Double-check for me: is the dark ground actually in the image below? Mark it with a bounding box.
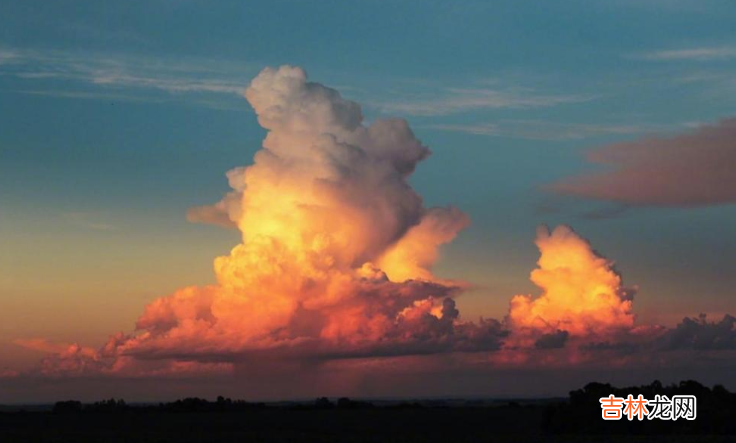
[1,407,732,443]
[1,381,734,443]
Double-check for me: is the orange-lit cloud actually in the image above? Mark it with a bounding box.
[506,225,635,348]
[16,65,490,375]
[123,66,479,361]
[13,67,734,382]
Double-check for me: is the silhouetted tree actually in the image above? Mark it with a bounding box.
[314,397,333,409]
[52,400,82,413]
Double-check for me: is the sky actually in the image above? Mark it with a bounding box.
[0,0,735,402]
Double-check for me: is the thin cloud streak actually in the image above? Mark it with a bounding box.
[2,47,594,117]
[373,88,592,117]
[430,120,677,141]
[0,46,256,105]
[635,46,736,61]
[7,89,169,103]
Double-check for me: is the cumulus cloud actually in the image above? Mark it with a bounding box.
[19,65,489,375]
[186,167,246,228]
[505,225,635,348]
[15,67,734,382]
[534,330,570,349]
[549,118,736,207]
[659,314,736,350]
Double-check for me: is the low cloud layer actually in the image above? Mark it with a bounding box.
[549,118,736,207]
[659,314,736,350]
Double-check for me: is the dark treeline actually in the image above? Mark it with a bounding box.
[33,380,736,439]
[48,380,734,419]
[1,381,733,442]
[52,395,378,413]
[53,396,263,413]
[544,380,736,435]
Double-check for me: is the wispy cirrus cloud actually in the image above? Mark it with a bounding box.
[0,46,256,107]
[2,47,593,116]
[372,88,591,117]
[634,45,736,61]
[11,89,170,104]
[669,69,736,100]
[430,120,678,141]
[90,71,244,95]
[0,49,18,64]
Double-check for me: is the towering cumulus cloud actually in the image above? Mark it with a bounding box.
[506,225,635,348]
[137,66,478,361]
[25,66,491,375]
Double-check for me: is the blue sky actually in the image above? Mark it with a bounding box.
[1,0,736,366]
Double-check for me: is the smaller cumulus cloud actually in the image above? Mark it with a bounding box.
[505,225,636,348]
[548,118,736,207]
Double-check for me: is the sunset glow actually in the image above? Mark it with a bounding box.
[1,2,734,406]
[3,66,730,390]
